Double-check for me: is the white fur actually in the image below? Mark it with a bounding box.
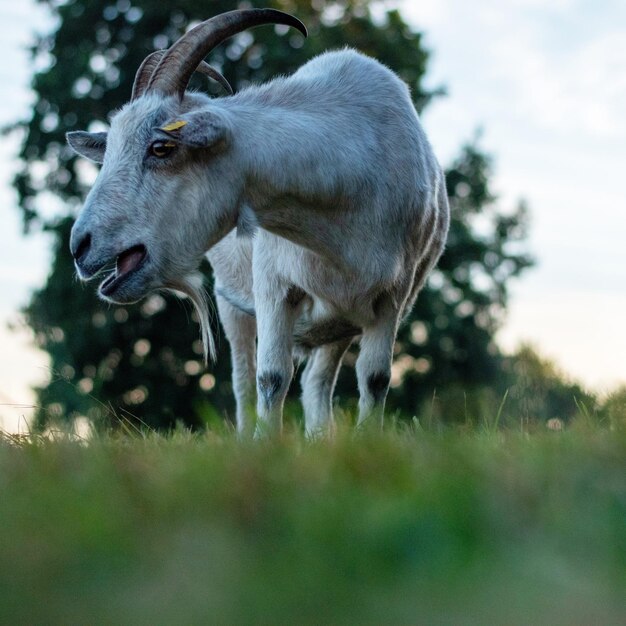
[68,48,450,436]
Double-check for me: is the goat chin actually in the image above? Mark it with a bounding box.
[165,273,216,365]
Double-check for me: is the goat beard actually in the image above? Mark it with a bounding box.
[164,272,216,365]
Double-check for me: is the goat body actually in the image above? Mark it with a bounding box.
[67,12,449,436]
[213,50,449,435]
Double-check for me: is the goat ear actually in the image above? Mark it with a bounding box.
[66,131,107,164]
[158,111,229,150]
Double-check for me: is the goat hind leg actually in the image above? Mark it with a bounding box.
[355,308,400,430]
[301,339,351,438]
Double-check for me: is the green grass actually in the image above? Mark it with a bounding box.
[0,421,624,626]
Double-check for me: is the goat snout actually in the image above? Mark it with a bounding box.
[70,230,104,280]
[71,232,92,263]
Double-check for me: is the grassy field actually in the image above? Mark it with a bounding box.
[0,419,624,626]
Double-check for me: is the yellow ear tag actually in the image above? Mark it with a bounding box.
[161,120,187,132]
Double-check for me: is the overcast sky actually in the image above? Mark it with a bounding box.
[1,0,625,432]
[401,0,626,392]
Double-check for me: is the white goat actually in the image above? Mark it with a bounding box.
[66,9,450,437]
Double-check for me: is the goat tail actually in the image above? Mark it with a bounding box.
[165,273,217,365]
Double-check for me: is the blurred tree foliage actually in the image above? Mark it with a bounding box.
[503,345,599,424]
[598,385,626,427]
[15,0,533,430]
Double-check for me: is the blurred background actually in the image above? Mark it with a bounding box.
[1,0,624,433]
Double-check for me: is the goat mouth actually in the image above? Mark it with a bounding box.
[99,244,147,298]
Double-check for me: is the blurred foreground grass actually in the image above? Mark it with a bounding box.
[0,420,624,626]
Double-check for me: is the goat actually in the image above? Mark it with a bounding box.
[66,9,450,437]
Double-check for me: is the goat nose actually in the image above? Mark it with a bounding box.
[71,232,92,262]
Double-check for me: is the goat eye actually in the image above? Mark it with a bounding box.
[149,140,176,158]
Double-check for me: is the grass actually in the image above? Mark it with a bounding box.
[0,419,624,626]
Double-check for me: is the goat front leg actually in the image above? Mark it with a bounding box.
[254,282,302,437]
[301,339,351,438]
[215,293,257,437]
[355,305,400,430]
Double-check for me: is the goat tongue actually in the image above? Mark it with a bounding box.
[116,246,145,277]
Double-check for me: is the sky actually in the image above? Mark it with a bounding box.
[398,0,626,387]
[1,0,625,432]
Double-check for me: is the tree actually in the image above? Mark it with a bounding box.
[598,385,626,428]
[15,0,531,430]
[502,345,598,425]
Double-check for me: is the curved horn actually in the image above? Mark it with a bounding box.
[146,9,307,99]
[132,50,166,100]
[195,60,234,95]
[132,50,233,100]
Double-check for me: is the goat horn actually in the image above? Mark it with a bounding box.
[146,9,307,99]
[132,51,165,100]
[195,60,234,95]
[132,50,233,100]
